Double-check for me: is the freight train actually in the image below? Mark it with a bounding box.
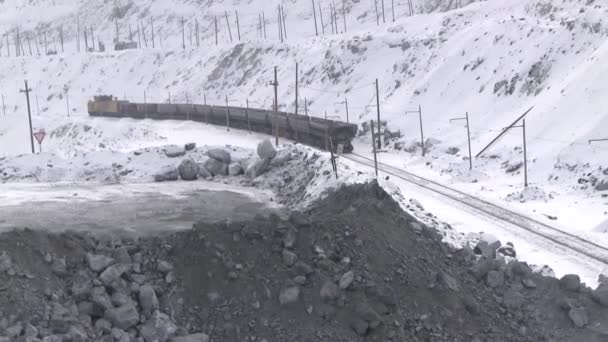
[87,95,358,153]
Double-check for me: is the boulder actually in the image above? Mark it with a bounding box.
[105,304,139,330]
[270,150,292,167]
[592,283,608,307]
[228,163,243,176]
[207,148,231,164]
[282,250,297,267]
[485,270,504,288]
[140,311,178,342]
[279,286,300,305]
[157,260,174,273]
[474,241,496,259]
[596,180,608,191]
[257,139,277,159]
[320,281,340,302]
[86,253,115,272]
[184,143,196,151]
[170,334,210,342]
[560,274,581,292]
[71,270,93,300]
[99,264,129,290]
[178,159,199,181]
[139,285,160,317]
[197,164,213,179]
[339,271,355,290]
[568,307,588,328]
[245,158,271,179]
[154,166,179,182]
[164,146,186,158]
[203,158,228,176]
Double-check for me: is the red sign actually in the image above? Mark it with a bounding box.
[33,129,46,144]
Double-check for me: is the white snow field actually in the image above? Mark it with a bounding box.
[1,0,608,284]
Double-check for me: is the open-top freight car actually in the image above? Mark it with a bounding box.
[88,96,358,153]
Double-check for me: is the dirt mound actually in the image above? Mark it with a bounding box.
[1,182,608,341]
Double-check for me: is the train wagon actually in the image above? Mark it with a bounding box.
[87,96,358,153]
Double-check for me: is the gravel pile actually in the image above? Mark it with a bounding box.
[1,182,608,341]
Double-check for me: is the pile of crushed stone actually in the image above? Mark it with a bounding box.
[1,182,608,341]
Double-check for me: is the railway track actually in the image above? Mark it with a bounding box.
[343,152,608,267]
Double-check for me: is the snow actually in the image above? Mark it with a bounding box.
[1,0,608,286]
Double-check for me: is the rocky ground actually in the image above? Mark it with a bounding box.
[1,181,608,341]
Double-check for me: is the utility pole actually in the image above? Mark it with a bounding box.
[262,11,267,39]
[19,81,35,154]
[235,10,241,41]
[273,66,279,146]
[281,5,288,40]
[90,26,95,52]
[151,17,155,48]
[392,0,395,22]
[375,78,381,149]
[77,17,81,53]
[381,0,386,23]
[225,95,230,131]
[523,119,528,187]
[60,25,64,52]
[115,19,119,44]
[214,16,218,45]
[404,106,424,155]
[319,3,325,35]
[450,112,472,170]
[342,0,347,33]
[196,18,200,46]
[370,120,379,177]
[1,94,5,116]
[295,62,299,115]
[304,97,308,116]
[182,17,186,49]
[312,0,319,36]
[344,97,350,123]
[66,89,70,117]
[224,12,233,43]
[246,99,251,133]
[36,95,40,116]
[374,0,379,25]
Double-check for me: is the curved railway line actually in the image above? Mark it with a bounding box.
[343,152,608,269]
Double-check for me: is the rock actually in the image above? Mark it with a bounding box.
[99,264,129,290]
[94,318,113,334]
[71,270,93,300]
[5,323,23,337]
[203,158,228,176]
[497,245,516,258]
[350,318,369,336]
[23,323,38,338]
[269,150,292,167]
[164,146,186,158]
[206,148,231,164]
[568,307,588,328]
[140,311,178,342]
[470,258,494,280]
[592,283,608,307]
[105,304,140,330]
[139,285,160,317]
[113,247,132,264]
[354,302,383,329]
[506,260,532,278]
[279,286,300,305]
[91,286,114,314]
[86,253,115,272]
[521,278,537,289]
[0,252,12,273]
[170,333,210,342]
[158,260,174,273]
[320,281,340,302]
[596,180,608,191]
[283,228,297,249]
[486,270,505,288]
[155,166,179,182]
[68,326,88,342]
[560,274,580,292]
[474,241,496,259]
[184,143,196,151]
[245,158,271,179]
[257,139,277,159]
[197,164,213,179]
[111,292,132,307]
[51,257,67,276]
[503,289,525,309]
[282,250,297,267]
[228,163,243,176]
[339,271,355,290]
[178,159,199,181]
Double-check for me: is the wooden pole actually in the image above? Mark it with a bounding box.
[214,16,218,45]
[19,81,35,154]
[304,97,308,116]
[345,97,349,123]
[319,3,325,35]
[77,17,81,52]
[466,112,472,170]
[281,5,288,40]
[371,120,379,177]
[246,99,251,133]
[44,31,48,55]
[1,94,5,116]
[273,66,279,146]
[196,18,200,46]
[66,90,70,117]
[137,26,141,48]
[151,17,155,48]
[342,0,347,32]
[277,6,283,42]
[418,104,425,156]
[295,62,299,115]
[115,19,119,44]
[381,0,386,23]
[83,28,88,52]
[333,0,339,33]
[312,0,319,36]
[36,95,40,116]
[391,0,395,22]
[90,26,95,52]
[225,95,230,131]
[129,24,133,41]
[374,0,379,25]
[375,78,381,149]
[182,17,185,49]
[26,35,32,56]
[262,12,267,39]
[33,33,40,55]
[235,11,241,41]
[523,119,528,187]
[60,25,64,52]
[329,3,335,34]
[224,12,233,43]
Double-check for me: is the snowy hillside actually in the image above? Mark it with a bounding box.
[0,1,607,226]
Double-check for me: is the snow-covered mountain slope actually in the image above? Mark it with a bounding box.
[0,0,606,189]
